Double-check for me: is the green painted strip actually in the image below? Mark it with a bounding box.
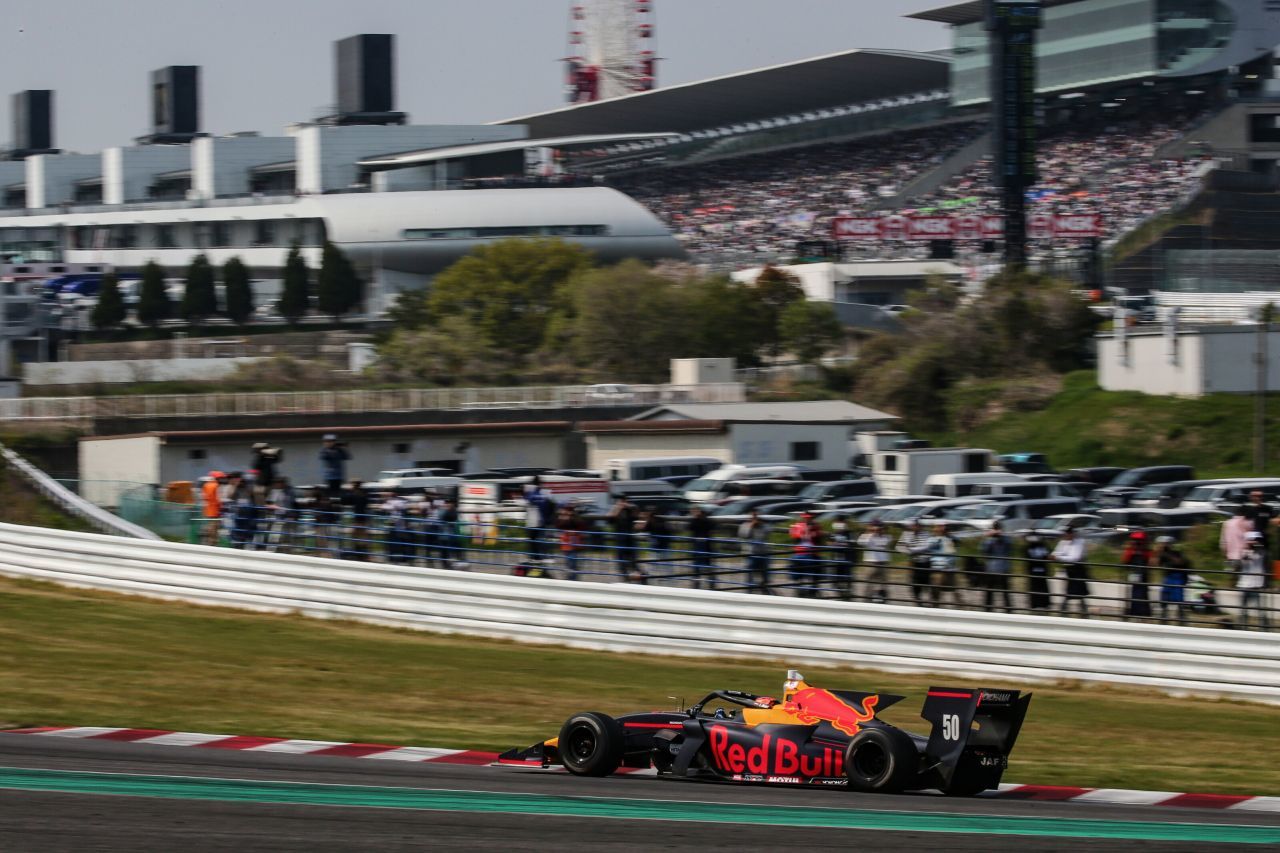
[0,767,1276,844]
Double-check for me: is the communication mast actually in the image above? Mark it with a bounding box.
[565,0,657,103]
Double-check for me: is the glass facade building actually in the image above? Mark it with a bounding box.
[950,0,1251,105]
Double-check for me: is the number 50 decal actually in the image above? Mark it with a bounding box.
[942,714,961,741]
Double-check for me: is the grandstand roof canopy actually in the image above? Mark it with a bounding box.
[493,49,950,138]
[357,133,679,169]
[907,0,1079,25]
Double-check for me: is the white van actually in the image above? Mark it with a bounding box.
[682,465,804,503]
[364,469,462,495]
[970,481,1084,500]
[605,457,723,482]
[458,476,612,523]
[923,472,1028,499]
[960,498,1083,532]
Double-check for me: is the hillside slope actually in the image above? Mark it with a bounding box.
[929,371,1280,477]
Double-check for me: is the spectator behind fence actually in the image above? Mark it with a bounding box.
[1220,507,1250,571]
[980,522,1013,614]
[1243,489,1278,557]
[856,520,892,604]
[251,442,283,487]
[1238,531,1271,630]
[688,506,715,590]
[788,511,825,598]
[897,520,933,606]
[1122,530,1153,621]
[228,479,258,550]
[200,471,225,546]
[608,496,640,580]
[738,509,772,594]
[557,505,586,581]
[264,476,297,553]
[828,515,859,600]
[319,434,350,496]
[1024,533,1052,612]
[924,522,959,608]
[1052,528,1090,616]
[524,479,555,561]
[342,481,371,561]
[1155,535,1190,626]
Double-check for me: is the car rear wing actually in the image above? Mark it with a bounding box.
[919,686,1031,781]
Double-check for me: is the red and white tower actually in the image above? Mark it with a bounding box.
[565,0,658,103]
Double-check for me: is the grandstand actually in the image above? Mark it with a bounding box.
[489,1,1280,274]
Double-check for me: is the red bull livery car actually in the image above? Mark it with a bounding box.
[498,671,1031,796]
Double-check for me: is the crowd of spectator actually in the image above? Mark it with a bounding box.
[191,445,1270,631]
[610,109,1212,266]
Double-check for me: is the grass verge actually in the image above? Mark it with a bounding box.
[0,577,1276,794]
[927,370,1280,477]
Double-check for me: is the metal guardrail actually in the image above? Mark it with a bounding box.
[0,382,747,423]
[0,521,1275,703]
[0,448,160,540]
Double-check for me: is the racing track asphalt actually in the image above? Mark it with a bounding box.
[0,734,1276,852]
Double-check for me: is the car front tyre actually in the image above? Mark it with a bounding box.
[558,712,626,777]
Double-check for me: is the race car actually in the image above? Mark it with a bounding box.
[498,670,1030,796]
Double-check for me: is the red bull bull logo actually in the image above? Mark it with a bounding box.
[783,689,878,737]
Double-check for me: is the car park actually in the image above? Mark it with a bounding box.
[1022,513,1105,539]
[605,457,722,482]
[609,479,678,499]
[878,498,993,527]
[1064,467,1126,488]
[997,453,1055,475]
[970,481,1084,500]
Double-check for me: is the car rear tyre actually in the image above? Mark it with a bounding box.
[559,712,626,777]
[845,726,918,794]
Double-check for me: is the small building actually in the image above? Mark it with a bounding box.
[78,421,580,500]
[1098,323,1280,397]
[582,400,897,471]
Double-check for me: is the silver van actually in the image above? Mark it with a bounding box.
[960,498,1083,532]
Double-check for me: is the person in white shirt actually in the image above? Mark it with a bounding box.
[1237,531,1271,630]
[1051,529,1090,617]
[856,521,893,604]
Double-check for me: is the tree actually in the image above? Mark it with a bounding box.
[279,245,311,325]
[136,260,171,329]
[563,260,690,382]
[222,257,253,326]
[386,288,431,330]
[428,238,593,358]
[180,253,218,325]
[682,276,769,367]
[376,316,506,384]
[316,241,363,321]
[753,265,806,356]
[779,300,845,364]
[90,272,126,332]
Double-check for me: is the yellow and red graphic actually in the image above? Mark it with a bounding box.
[782,688,879,737]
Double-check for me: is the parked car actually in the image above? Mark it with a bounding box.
[970,481,1084,501]
[998,453,1056,475]
[1022,513,1105,539]
[1096,508,1230,542]
[1063,467,1126,487]
[792,468,862,482]
[797,480,879,502]
[1128,479,1243,510]
[922,472,1028,498]
[1179,480,1280,511]
[954,498,1084,533]
[1090,466,1196,508]
[878,498,994,527]
[683,467,805,504]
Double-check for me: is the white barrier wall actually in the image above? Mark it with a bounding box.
[0,522,1276,704]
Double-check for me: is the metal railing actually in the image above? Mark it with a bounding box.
[174,504,1278,633]
[0,382,746,423]
[0,446,159,539]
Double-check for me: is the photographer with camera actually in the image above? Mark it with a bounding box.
[250,442,283,489]
[318,434,350,496]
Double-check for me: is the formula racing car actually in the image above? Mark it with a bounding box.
[498,671,1030,796]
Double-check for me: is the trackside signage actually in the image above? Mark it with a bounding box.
[832,213,1100,241]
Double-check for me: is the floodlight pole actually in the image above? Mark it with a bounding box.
[986,0,1043,271]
